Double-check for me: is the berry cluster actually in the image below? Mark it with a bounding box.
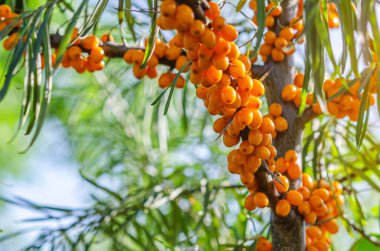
[250,0,304,62]
[61,31,105,73]
[1,4,21,51]
[255,237,272,251]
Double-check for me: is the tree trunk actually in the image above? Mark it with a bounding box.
[264,0,306,250]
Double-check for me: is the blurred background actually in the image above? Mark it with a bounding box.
[0,0,379,250]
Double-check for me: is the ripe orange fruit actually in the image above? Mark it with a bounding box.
[205,2,220,20]
[309,195,325,210]
[0,4,12,17]
[260,117,275,134]
[286,190,303,206]
[304,211,317,224]
[212,54,229,70]
[81,35,100,50]
[274,116,288,132]
[239,140,254,155]
[245,154,261,173]
[274,175,289,193]
[302,173,313,189]
[285,149,298,163]
[306,226,322,240]
[229,59,246,78]
[298,201,311,215]
[279,27,296,41]
[251,79,265,97]
[255,145,271,160]
[221,24,238,42]
[238,75,253,92]
[294,73,304,88]
[271,48,285,62]
[274,37,288,49]
[200,28,217,48]
[322,219,339,234]
[269,103,282,117]
[175,4,194,25]
[190,20,206,37]
[287,163,301,180]
[281,84,297,101]
[276,199,291,217]
[275,157,288,173]
[254,192,269,208]
[68,46,82,59]
[264,31,277,45]
[248,129,264,146]
[244,194,257,211]
[160,0,176,17]
[204,65,223,84]
[298,187,310,200]
[312,188,330,202]
[223,132,240,147]
[220,86,237,104]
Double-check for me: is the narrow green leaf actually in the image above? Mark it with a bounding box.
[124,0,136,41]
[151,88,169,106]
[236,0,248,12]
[81,0,109,36]
[251,0,265,57]
[140,0,158,69]
[355,72,372,147]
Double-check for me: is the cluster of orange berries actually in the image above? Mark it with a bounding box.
[156,1,287,207]
[327,3,339,28]
[249,0,304,62]
[281,73,377,122]
[60,30,106,73]
[255,237,272,251]
[0,4,21,51]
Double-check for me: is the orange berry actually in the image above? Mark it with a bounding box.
[239,140,254,155]
[265,15,275,27]
[229,59,246,78]
[255,145,271,160]
[131,49,145,64]
[274,175,290,193]
[214,39,231,55]
[312,188,330,202]
[306,226,322,240]
[237,107,254,125]
[251,79,265,97]
[223,133,240,147]
[205,2,220,20]
[250,109,263,129]
[322,219,339,234]
[212,54,229,70]
[264,31,277,45]
[298,201,311,215]
[132,64,146,79]
[147,54,159,68]
[275,157,288,173]
[271,48,285,61]
[282,84,297,101]
[244,194,257,211]
[254,192,269,208]
[274,116,288,132]
[175,55,190,72]
[256,237,272,251]
[81,35,99,50]
[279,27,296,41]
[248,129,263,146]
[305,211,317,224]
[68,46,82,59]
[220,86,237,104]
[269,103,282,117]
[200,28,217,48]
[260,117,275,134]
[100,34,113,43]
[259,44,272,57]
[309,195,325,210]
[0,4,12,17]
[247,96,262,109]
[160,0,176,17]
[183,33,200,51]
[237,75,253,92]
[245,154,261,173]
[90,46,104,63]
[287,190,303,206]
[238,55,251,73]
[274,37,288,49]
[165,46,182,60]
[302,173,313,189]
[204,65,223,84]
[190,20,205,37]
[159,72,173,88]
[298,187,310,200]
[212,16,226,31]
[175,75,186,88]
[175,4,194,25]
[285,150,298,163]
[221,24,238,42]
[287,163,302,180]
[294,73,304,88]
[276,199,291,217]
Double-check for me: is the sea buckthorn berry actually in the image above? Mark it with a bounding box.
[247,96,262,109]
[68,46,82,59]
[205,65,222,84]
[282,84,297,101]
[220,86,237,104]
[165,46,181,61]
[268,3,282,16]
[260,117,275,134]
[322,219,339,234]
[214,39,231,55]
[305,212,317,224]
[260,133,272,146]
[227,161,241,174]
[229,59,246,79]
[298,187,310,200]
[250,109,263,129]
[276,199,291,217]
[274,175,290,193]
[312,188,330,202]
[159,72,173,88]
[264,31,277,45]
[274,37,288,49]
[175,75,186,88]
[239,140,254,155]
[212,16,226,31]
[132,64,146,79]
[205,2,221,20]
[240,172,254,185]
[90,46,104,63]
[146,66,158,78]
[238,75,253,92]
[245,155,261,173]
[269,103,282,117]
[274,116,288,132]
[244,194,257,211]
[280,27,296,41]
[265,15,275,27]
[255,145,270,160]
[294,73,304,88]
[256,237,273,251]
[306,226,322,240]
[285,150,298,163]
[333,181,343,195]
[298,201,311,215]
[309,195,325,210]
[161,0,176,17]
[0,4,12,17]
[147,55,159,68]
[248,129,263,146]
[251,79,265,96]
[271,48,285,62]
[287,163,302,180]
[254,192,269,208]
[227,43,241,60]
[132,49,145,64]
[212,54,229,70]
[217,73,232,88]
[175,4,194,25]
[201,28,217,48]
[81,35,100,50]
[101,34,114,43]
[183,33,199,51]
[259,44,272,57]
[238,55,251,73]
[221,24,238,42]
[190,20,205,37]
[196,85,208,99]
[175,55,191,72]
[223,132,240,147]
[302,173,313,189]
[275,157,288,173]
[237,108,254,125]
[286,190,303,206]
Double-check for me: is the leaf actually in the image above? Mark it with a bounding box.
[80,171,123,201]
[251,0,265,57]
[55,0,88,67]
[81,0,109,36]
[236,0,248,12]
[350,234,380,251]
[164,61,191,115]
[151,88,169,106]
[124,0,136,41]
[140,0,158,69]
[118,0,124,25]
[355,70,372,147]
